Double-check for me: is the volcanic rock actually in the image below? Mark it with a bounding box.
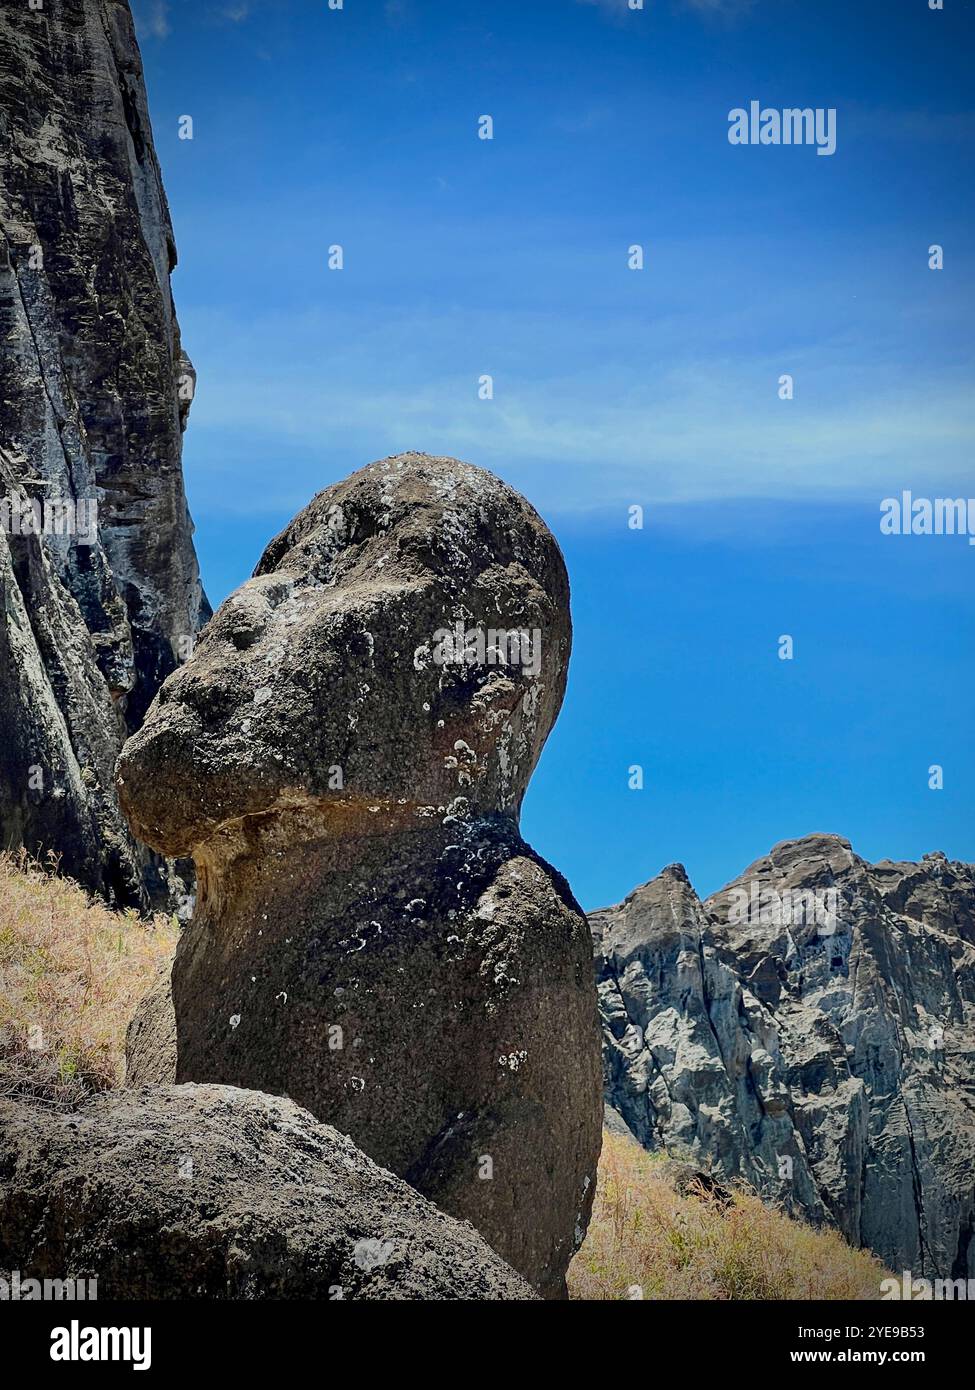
[593,834,975,1278]
[0,0,208,905]
[120,452,603,1297]
[0,1083,536,1300]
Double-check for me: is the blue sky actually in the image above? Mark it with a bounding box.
[133,0,974,908]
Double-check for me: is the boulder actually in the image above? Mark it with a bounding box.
[0,1084,536,1300]
[120,452,603,1297]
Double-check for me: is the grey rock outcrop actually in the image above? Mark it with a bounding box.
[593,862,830,1225]
[120,452,603,1298]
[0,0,208,904]
[0,1083,536,1300]
[594,835,975,1278]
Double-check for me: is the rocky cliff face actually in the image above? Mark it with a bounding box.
[594,835,975,1279]
[0,0,208,905]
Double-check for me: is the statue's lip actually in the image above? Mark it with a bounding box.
[183,790,507,862]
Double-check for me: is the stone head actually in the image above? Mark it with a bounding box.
[117,453,571,857]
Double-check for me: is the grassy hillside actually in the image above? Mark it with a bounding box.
[569,1129,889,1300]
[0,853,888,1298]
[0,852,175,1105]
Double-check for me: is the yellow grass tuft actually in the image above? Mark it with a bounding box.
[568,1129,890,1300]
[0,851,176,1105]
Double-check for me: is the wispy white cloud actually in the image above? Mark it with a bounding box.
[844,104,975,146]
[551,106,612,135]
[682,0,755,12]
[220,3,252,22]
[384,0,410,26]
[133,0,171,40]
[579,0,753,12]
[178,299,975,520]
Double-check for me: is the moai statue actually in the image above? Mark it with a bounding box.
[120,452,602,1297]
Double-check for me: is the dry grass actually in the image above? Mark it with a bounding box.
[568,1129,890,1300]
[0,853,893,1299]
[0,851,176,1106]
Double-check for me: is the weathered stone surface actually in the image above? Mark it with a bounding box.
[124,955,177,1086]
[0,0,207,904]
[593,862,829,1225]
[120,452,603,1298]
[0,1083,536,1300]
[594,835,975,1278]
